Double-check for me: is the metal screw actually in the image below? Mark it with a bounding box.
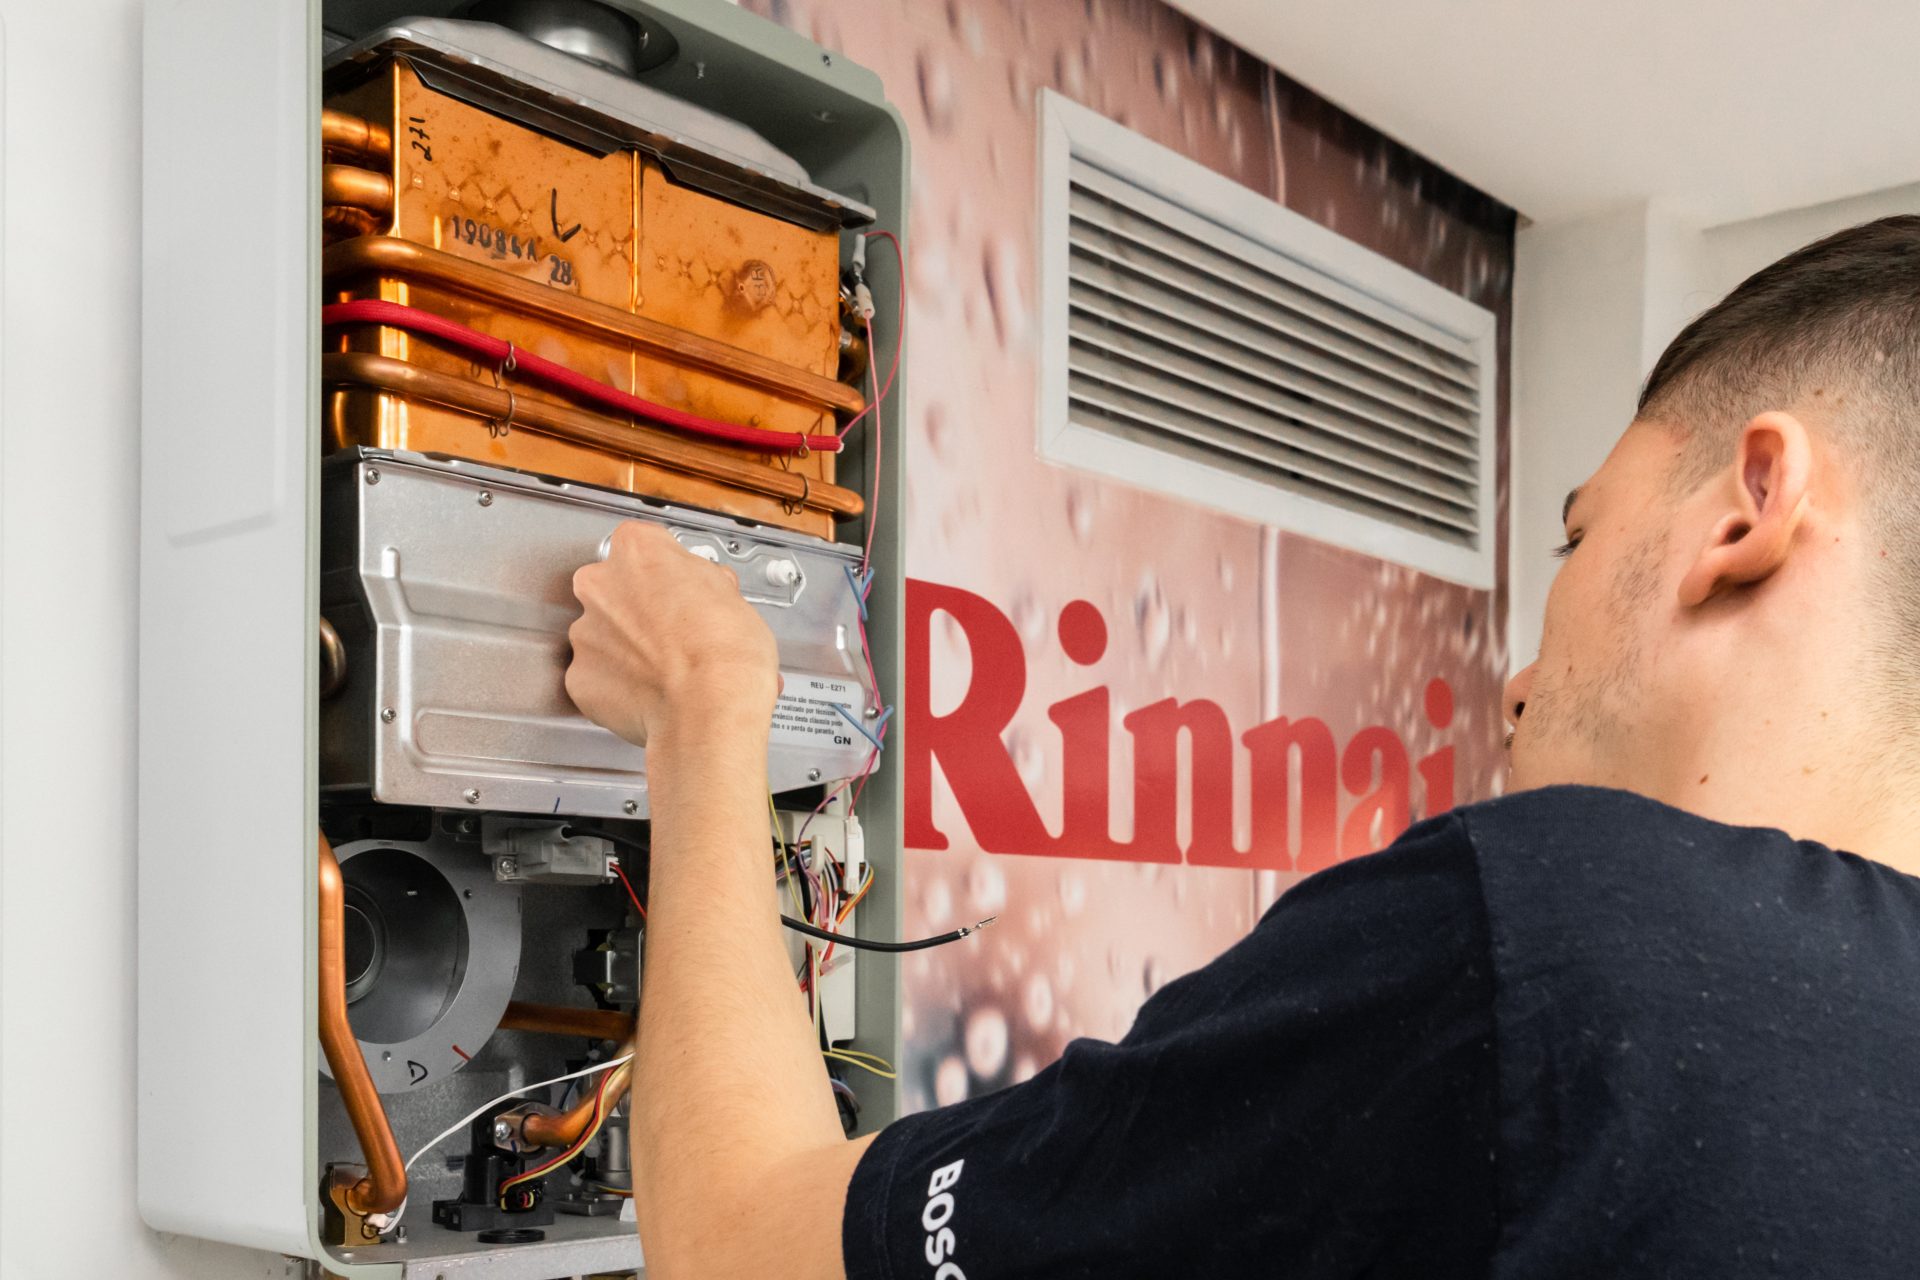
[865,705,880,719]
[623,799,640,816]
[365,468,381,485]
[463,888,474,899]
[477,490,493,507]
[808,768,822,782]
[493,1120,512,1142]
[726,538,742,554]
[380,706,397,723]
[463,788,481,805]
[382,1051,392,1061]
[457,817,477,833]
[499,856,517,876]
[393,1226,407,1245]
[821,51,832,65]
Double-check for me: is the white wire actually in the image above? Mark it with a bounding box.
[366,1053,635,1233]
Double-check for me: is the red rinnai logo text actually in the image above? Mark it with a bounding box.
[904,579,1457,872]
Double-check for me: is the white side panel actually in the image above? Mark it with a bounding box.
[138,0,318,1256]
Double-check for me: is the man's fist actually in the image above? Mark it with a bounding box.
[565,522,780,749]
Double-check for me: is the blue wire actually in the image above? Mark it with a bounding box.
[843,563,871,621]
[830,701,887,754]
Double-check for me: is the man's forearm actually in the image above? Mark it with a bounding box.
[631,712,853,1273]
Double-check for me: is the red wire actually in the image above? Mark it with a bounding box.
[321,299,844,455]
[610,860,646,922]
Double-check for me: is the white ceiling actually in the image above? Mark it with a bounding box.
[1169,0,1920,228]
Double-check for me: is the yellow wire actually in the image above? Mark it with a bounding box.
[824,1049,897,1080]
[829,1051,894,1074]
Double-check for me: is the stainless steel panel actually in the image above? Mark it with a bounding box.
[322,449,877,818]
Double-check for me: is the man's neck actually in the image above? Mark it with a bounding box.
[1652,712,1920,879]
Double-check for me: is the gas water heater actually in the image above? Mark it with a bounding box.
[138,2,908,1275]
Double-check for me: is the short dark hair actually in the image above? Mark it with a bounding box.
[1638,214,1920,705]
[1640,214,1920,477]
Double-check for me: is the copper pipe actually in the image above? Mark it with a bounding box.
[322,109,392,163]
[318,616,347,699]
[323,351,865,521]
[324,237,866,417]
[524,1053,633,1149]
[322,164,394,215]
[323,205,382,242]
[500,1000,634,1042]
[318,833,407,1216]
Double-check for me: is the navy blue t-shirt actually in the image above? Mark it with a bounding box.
[843,786,1920,1278]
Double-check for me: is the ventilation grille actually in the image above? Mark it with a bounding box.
[1064,157,1485,551]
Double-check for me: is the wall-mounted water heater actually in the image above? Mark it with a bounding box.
[138,1,907,1274]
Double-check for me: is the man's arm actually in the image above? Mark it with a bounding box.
[567,522,865,1280]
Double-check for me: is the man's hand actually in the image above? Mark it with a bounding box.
[566,521,780,749]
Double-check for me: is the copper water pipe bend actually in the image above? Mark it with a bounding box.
[321,109,393,162]
[323,205,383,242]
[323,237,867,417]
[500,1000,635,1042]
[322,164,395,215]
[318,616,347,699]
[322,352,865,521]
[524,1054,634,1149]
[318,833,408,1216]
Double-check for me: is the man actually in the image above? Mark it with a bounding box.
[563,216,1920,1278]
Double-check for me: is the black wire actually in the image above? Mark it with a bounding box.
[564,826,993,953]
[780,912,993,953]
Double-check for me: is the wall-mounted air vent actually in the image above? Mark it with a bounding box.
[1037,91,1498,588]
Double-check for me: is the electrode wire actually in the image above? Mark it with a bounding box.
[320,300,845,455]
[370,1053,634,1233]
[836,229,906,448]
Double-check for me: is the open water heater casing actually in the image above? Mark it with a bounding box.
[137,2,908,1275]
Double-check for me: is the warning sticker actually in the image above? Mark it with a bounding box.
[771,673,865,749]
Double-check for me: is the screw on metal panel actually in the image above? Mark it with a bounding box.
[726,538,742,554]
[380,706,397,723]
[493,1120,511,1142]
[463,888,474,899]
[865,705,880,719]
[393,1227,407,1245]
[382,1051,392,1061]
[623,800,639,815]
[464,788,481,804]
[499,857,517,875]
[478,491,493,507]
[808,768,822,782]
[821,51,832,65]
[365,469,380,485]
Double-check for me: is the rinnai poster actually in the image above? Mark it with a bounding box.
[744,0,1517,1110]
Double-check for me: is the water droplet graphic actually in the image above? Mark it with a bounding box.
[935,1055,969,1106]
[968,859,1008,913]
[1057,869,1087,916]
[1134,573,1171,667]
[1025,973,1055,1030]
[965,1008,1009,1077]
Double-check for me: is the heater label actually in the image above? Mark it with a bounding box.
[772,674,866,750]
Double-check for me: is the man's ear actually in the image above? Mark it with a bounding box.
[1676,411,1813,607]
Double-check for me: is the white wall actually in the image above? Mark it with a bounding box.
[0,2,288,1276]
[1508,184,1920,670]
